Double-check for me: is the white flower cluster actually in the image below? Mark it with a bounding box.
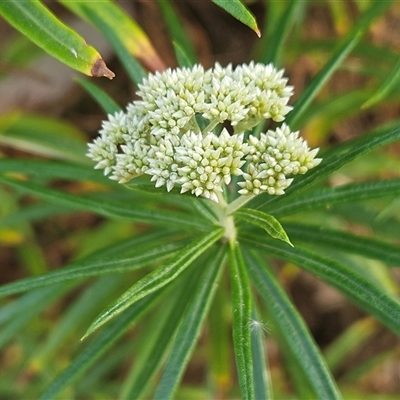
[87,62,321,202]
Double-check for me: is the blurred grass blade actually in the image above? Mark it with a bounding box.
[271,179,400,217]
[0,158,114,185]
[258,0,300,65]
[363,56,400,109]
[157,0,197,65]
[286,1,392,129]
[30,275,126,367]
[212,0,260,36]
[251,305,272,400]
[234,208,292,246]
[242,233,400,336]
[244,250,342,400]
[83,229,224,339]
[75,78,121,114]
[283,223,400,267]
[173,42,195,68]
[249,124,400,211]
[0,113,89,164]
[324,317,379,373]
[154,247,226,399]
[121,266,205,400]
[59,0,165,84]
[39,290,162,400]
[229,243,255,400]
[0,176,210,231]
[0,231,185,298]
[0,0,114,79]
[0,284,73,349]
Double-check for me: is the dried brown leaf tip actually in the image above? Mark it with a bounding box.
[91,58,115,80]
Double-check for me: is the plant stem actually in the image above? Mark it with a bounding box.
[226,194,255,215]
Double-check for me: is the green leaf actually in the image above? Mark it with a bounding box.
[271,179,400,217]
[59,0,164,84]
[234,208,293,246]
[286,1,392,129]
[173,42,195,69]
[120,267,205,400]
[83,228,224,339]
[0,230,184,298]
[30,275,126,366]
[242,233,400,336]
[0,0,114,78]
[229,242,255,400]
[154,247,226,399]
[0,113,89,164]
[244,250,342,400]
[251,306,272,400]
[283,223,400,267]
[75,78,121,114]
[249,124,400,212]
[257,0,301,65]
[0,284,73,349]
[38,290,161,400]
[0,176,211,232]
[324,317,379,373]
[212,0,260,36]
[362,55,400,109]
[157,0,197,66]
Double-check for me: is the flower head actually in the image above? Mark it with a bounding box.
[87,62,321,202]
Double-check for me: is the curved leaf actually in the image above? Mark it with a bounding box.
[75,78,121,114]
[249,124,400,212]
[286,1,392,129]
[212,0,260,36]
[60,0,165,84]
[244,250,342,400]
[83,228,224,338]
[241,233,400,336]
[0,0,114,78]
[283,223,400,267]
[0,230,185,298]
[234,208,292,246]
[0,176,211,231]
[271,179,400,217]
[154,247,226,399]
[39,290,161,400]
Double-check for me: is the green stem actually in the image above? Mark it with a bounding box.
[226,194,255,215]
[203,118,221,133]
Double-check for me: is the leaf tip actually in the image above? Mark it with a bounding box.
[91,58,115,80]
[255,27,262,38]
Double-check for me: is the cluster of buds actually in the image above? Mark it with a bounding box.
[88,62,321,203]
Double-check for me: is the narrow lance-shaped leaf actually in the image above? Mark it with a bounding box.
[121,265,206,400]
[39,291,162,400]
[59,0,165,84]
[249,124,400,212]
[286,1,392,128]
[282,223,400,267]
[234,208,293,246]
[157,0,197,66]
[362,55,400,109]
[154,247,226,399]
[244,250,342,400]
[212,0,260,37]
[242,233,400,336]
[270,179,400,217]
[75,78,121,115]
[0,176,210,232]
[0,0,114,79]
[0,231,185,298]
[229,242,255,400]
[83,228,224,339]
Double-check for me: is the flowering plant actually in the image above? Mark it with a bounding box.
[0,2,399,399]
